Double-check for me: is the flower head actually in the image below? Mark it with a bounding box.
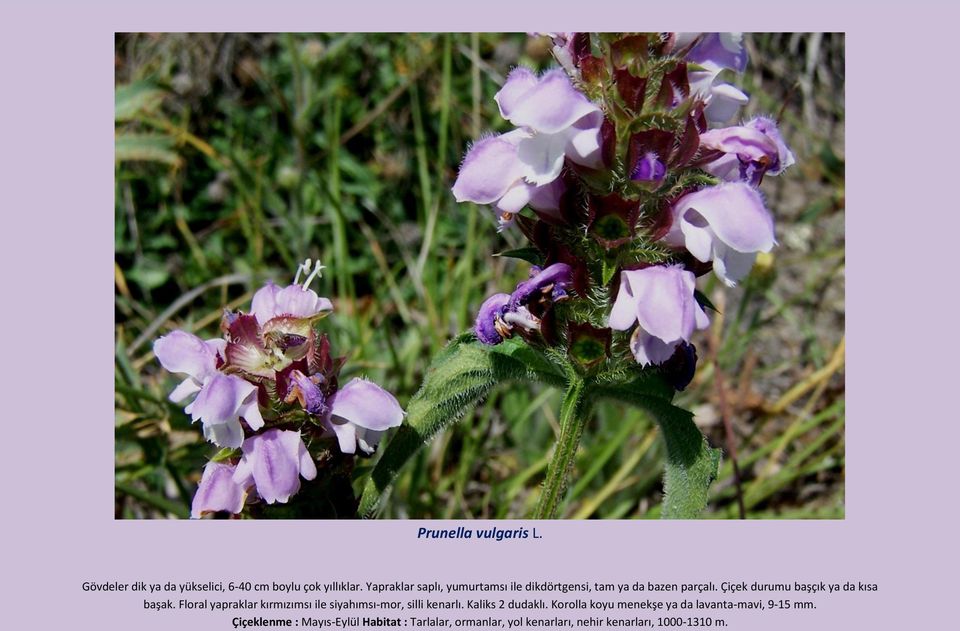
[676,33,748,73]
[674,33,750,123]
[233,429,317,505]
[452,131,565,229]
[185,372,265,448]
[688,64,749,124]
[699,116,796,185]
[284,369,329,416]
[153,330,225,403]
[250,259,333,326]
[475,293,512,345]
[474,263,573,346]
[153,258,407,517]
[191,461,248,518]
[324,379,405,455]
[154,330,264,448]
[662,182,776,287]
[452,68,603,228]
[510,263,573,309]
[222,261,334,379]
[608,266,709,366]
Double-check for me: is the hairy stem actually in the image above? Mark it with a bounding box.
[534,375,591,519]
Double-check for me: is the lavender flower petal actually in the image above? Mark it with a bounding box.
[496,69,599,134]
[329,379,404,432]
[630,327,682,367]
[510,263,572,309]
[250,281,281,325]
[203,420,245,450]
[664,183,776,286]
[494,67,540,119]
[191,461,247,518]
[745,116,795,175]
[609,266,709,367]
[153,330,221,384]
[632,152,667,182]
[474,293,511,345]
[251,282,332,325]
[273,285,333,320]
[564,112,604,168]
[685,33,748,73]
[700,117,795,184]
[452,133,528,205]
[688,64,749,124]
[286,369,328,416]
[516,131,571,185]
[184,372,264,448]
[233,429,316,505]
[326,379,405,455]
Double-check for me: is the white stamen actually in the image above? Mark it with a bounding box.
[293,258,312,285]
[503,309,540,331]
[301,258,326,291]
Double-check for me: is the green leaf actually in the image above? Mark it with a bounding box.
[115,81,166,122]
[595,381,720,518]
[629,112,680,133]
[487,337,567,387]
[601,252,619,285]
[494,247,544,266]
[211,448,241,463]
[694,289,720,314]
[358,335,563,517]
[115,133,182,166]
[596,371,675,401]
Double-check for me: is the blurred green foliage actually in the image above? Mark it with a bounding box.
[115,33,845,519]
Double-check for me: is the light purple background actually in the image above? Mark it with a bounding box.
[2,1,957,629]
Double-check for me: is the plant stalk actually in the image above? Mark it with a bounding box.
[535,376,591,519]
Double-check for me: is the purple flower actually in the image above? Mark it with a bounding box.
[510,263,573,309]
[674,33,749,123]
[688,65,749,124]
[535,32,581,75]
[626,128,696,189]
[699,116,796,185]
[285,369,328,416]
[474,263,573,346]
[475,293,511,345]
[153,330,225,403]
[222,263,333,378]
[632,152,667,183]
[250,281,332,326]
[662,182,776,287]
[324,379,405,455]
[233,429,317,505]
[246,258,333,329]
[191,461,248,518]
[154,330,264,448]
[608,266,709,366]
[185,372,265,448]
[675,33,748,73]
[496,68,603,180]
[747,116,795,173]
[452,131,565,229]
[452,68,602,228]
